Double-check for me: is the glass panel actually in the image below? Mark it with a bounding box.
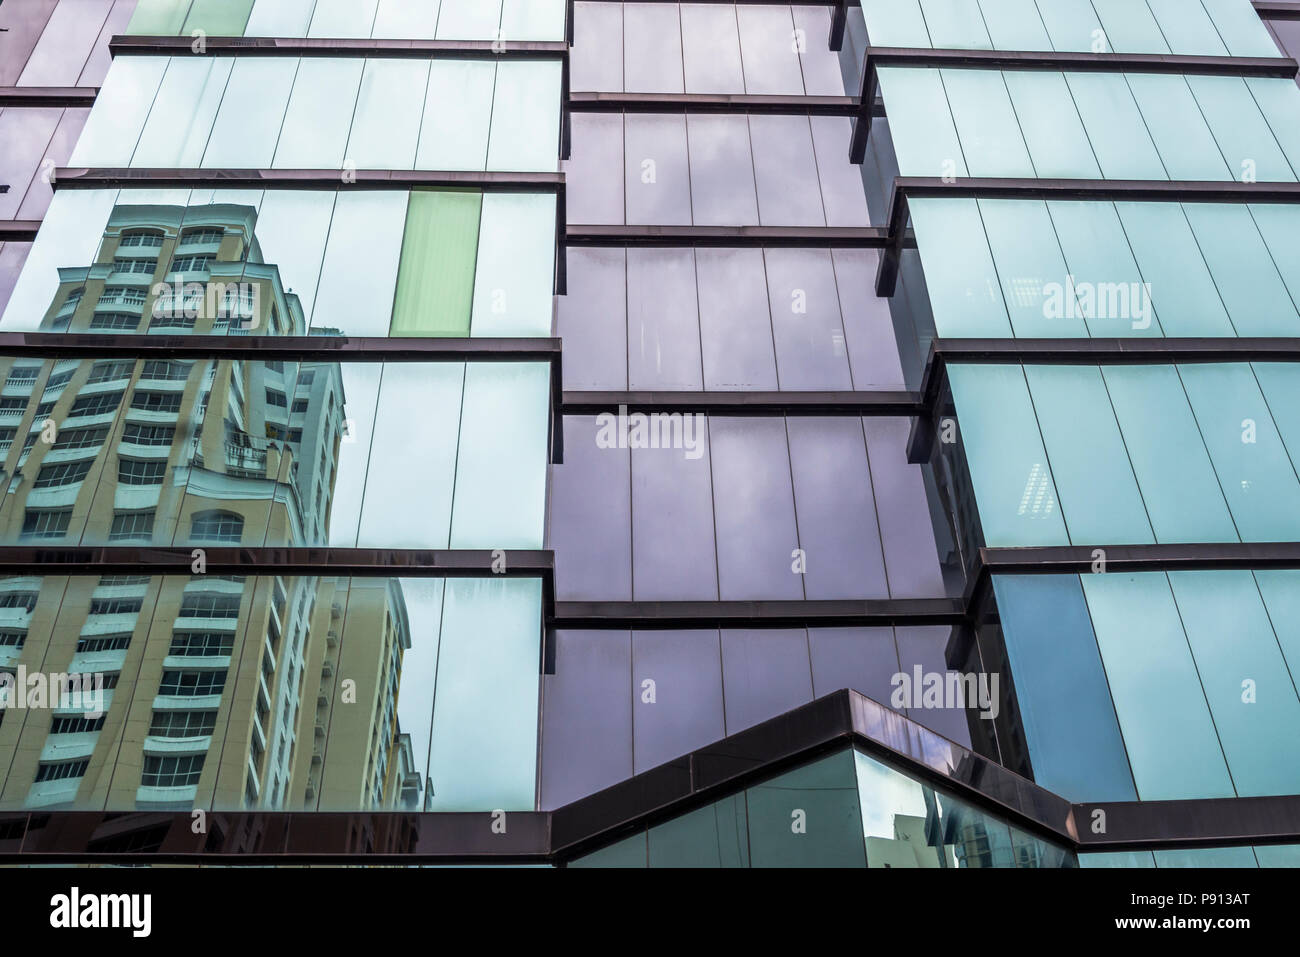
[695,248,777,390]
[556,248,627,390]
[183,0,254,36]
[500,0,566,41]
[1126,74,1231,180]
[940,68,1034,177]
[1202,0,1284,56]
[1247,78,1300,177]
[1179,362,1300,540]
[1034,0,1104,52]
[1023,365,1153,544]
[1090,0,1168,53]
[425,577,542,811]
[1154,847,1258,867]
[626,249,702,390]
[808,627,900,705]
[1002,72,1100,178]
[1146,0,1229,54]
[622,2,682,94]
[389,190,481,337]
[1101,364,1238,542]
[487,60,562,173]
[680,4,744,94]
[735,6,805,95]
[685,116,759,226]
[747,750,865,867]
[310,191,408,336]
[624,115,692,225]
[306,0,380,38]
[469,193,555,337]
[272,58,364,170]
[919,0,991,48]
[862,418,948,597]
[550,416,632,600]
[126,0,191,35]
[132,58,234,169]
[875,68,966,178]
[993,575,1137,802]
[749,115,825,226]
[436,0,503,41]
[244,0,315,36]
[765,248,854,390]
[346,59,430,170]
[371,0,440,39]
[631,630,724,773]
[416,60,495,171]
[947,364,1069,547]
[200,58,297,169]
[631,432,717,601]
[1169,570,1300,797]
[860,0,931,47]
[979,199,1087,338]
[648,794,749,867]
[1189,75,1296,183]
[1064,73,1166,179]
[1081,573,1236,800]
[69,56,169,167]
[909,198,1010,336]
[449,363,549,549]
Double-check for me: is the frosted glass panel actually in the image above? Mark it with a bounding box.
[345,59,430,169]
[272,58,364,169]
[470,193,556,337]
[416,61,495,170]
[69,57,169,167]
[201,58,297,168]
[310,191,408,335]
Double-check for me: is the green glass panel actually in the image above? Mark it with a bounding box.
[1023,365,1153,544]
[647,795,749,867]
[1100,365,1238,542]
[126,0,192,35]
[947,364,1069,546]
[183,0,254,36]
[746,750,866,867]
[390,190,482,337]
[1082,573,1235,801]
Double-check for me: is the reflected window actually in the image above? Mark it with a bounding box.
[190,510,244,544]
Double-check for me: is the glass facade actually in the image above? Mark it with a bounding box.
[0,0,1296,873]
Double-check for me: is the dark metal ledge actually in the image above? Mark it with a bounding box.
[568,91,883,117]
[550,598,967,629]
[52,167,564,193]
[561,390,925,416]
[1077,795,1300,853]
[1255,1,1300,18]
[0,221,40,243]
[109,36,570,59]
[565,224,907,248]
[0,86,99,108]
[981,543,1300,576]
[879,177,1300,296]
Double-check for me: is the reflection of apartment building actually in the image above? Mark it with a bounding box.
[0,204,411,812]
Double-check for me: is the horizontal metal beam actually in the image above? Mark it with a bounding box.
[561,390,925,416]
[565,224,896,247]
[550,598,967,629]
[568,91,882,117]
[52,167,564,192]
[0,221,40,242]
[1254,0,1300,19]
[0,86,98,108]
[109,36,569,59]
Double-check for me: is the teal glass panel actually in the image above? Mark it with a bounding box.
[426,577,542,811]
[1063,74,1166,179]
[1248,205,1300,311]
[1187,76,1296,183]
[1247,79,1300,178]
[1201,0,1284,56]
[647,795,750,867]
[1180,362,1300,540]
[449,363,549,550]
[416,61,495,170]
[908,199,1009,336]
[1145,0,1230,54]
[978,0,1052,50]
[570,833,648,868]
[1254,844,1300,867]
[1155,847,1258,867]
[1090,0,1169,53]
[854,750,944,868]
[1002,72,1100,178]
[1023,365,1152,543]
[487,61,562,173]
[469,193,556,337]
[941,69,1035,177]
[272,58,364,169]
[918,0,991,48]
[860,0,932,46]
[1101,365,1238,542]
[1079,851,1157,867]
[69,57,169,167]
[947,363,1068,546]
[1169,570,1300,797]
[346,59,430,169]
[1256,571,1300,682]
[132,58,233,168]
[306,0,380,38]
[746,750,866,867]
[978,200,1087,338]
[1125,74,1231,180]
[245,0,315,37]
[1114,203,1235,336]
[1081,573,1235,800]
[1253,363,1300,471]
[1033,0,1104,52]
[183,0,254,36]
[933,790,1016,867]
[1182,204,1300,336]
[201,58,297,169]
[875,68,966,178]
[1046,200,1161,337]
[991,575,1137,802]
